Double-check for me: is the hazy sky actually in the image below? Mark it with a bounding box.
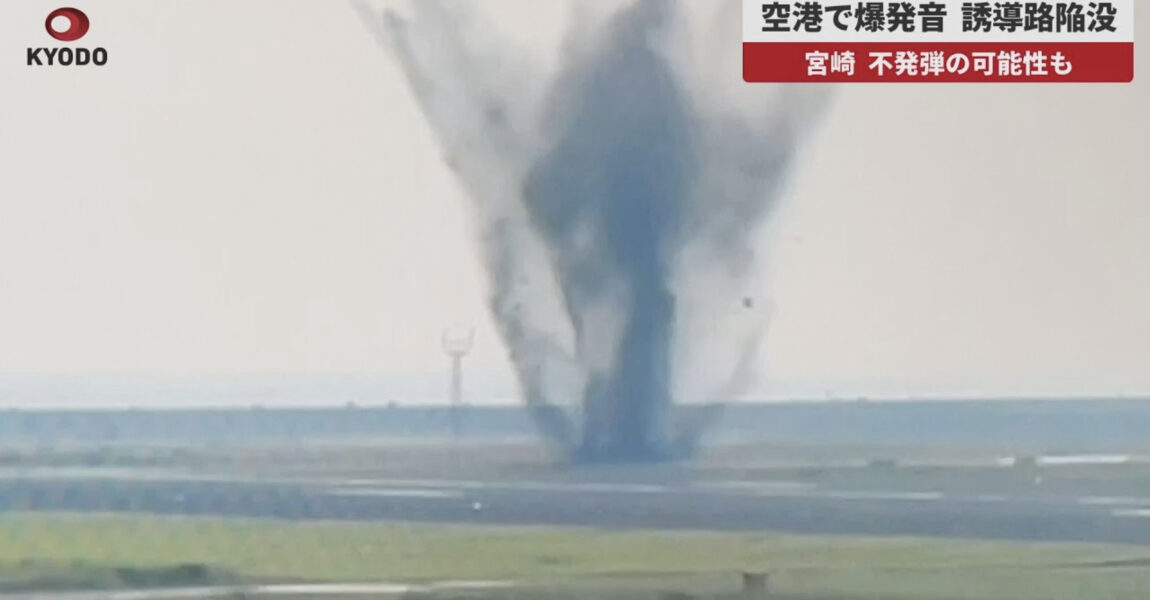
[0,1,1147,403]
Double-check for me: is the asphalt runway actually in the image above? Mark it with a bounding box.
[3,473,1150,545]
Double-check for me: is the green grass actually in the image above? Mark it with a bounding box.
[1,512,1150,599]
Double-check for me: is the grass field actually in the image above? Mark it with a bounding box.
[1,512,1149,599]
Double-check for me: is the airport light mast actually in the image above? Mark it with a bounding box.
[441,326,475,441]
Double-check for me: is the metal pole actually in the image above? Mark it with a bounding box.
[442,326,473,454]
[450,354,462,440]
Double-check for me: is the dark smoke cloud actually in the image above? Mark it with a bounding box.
[356,0,831,462]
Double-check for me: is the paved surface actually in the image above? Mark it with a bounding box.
[3,472,1150,545]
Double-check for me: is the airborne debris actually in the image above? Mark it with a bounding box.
[362,0,830,463]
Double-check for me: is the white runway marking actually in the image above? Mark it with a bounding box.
[748,488,948,502]
[996,454,1139,467]
[325,488,462,499]
[1080,496,1150,507]
[822,491,945,502]
[1111,509,1150,518]
[1038,455,1133,466]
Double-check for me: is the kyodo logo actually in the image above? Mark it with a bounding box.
[28,8,108,66]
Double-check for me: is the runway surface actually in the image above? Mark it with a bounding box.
[3,470,1150,545]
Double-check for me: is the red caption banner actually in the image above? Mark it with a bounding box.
[743,1,1135,83]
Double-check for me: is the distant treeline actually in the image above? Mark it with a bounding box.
[0,399,1147,449]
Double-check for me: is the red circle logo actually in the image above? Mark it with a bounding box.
[45,8,90,42]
